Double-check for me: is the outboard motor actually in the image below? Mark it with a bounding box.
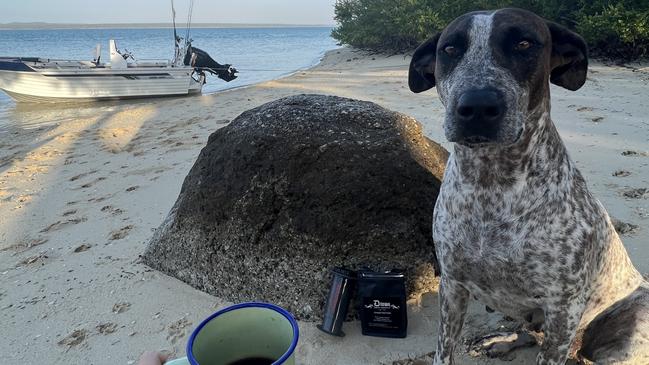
[185,46,238,82]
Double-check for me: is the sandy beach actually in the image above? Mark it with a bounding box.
[0,47,648,365]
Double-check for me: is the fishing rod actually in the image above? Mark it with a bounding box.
[185,0,194,44]
[171,0,182,65]
[171,0,177,43]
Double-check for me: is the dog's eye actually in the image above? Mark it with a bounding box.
[444,45,459,56]
[515,40,531,51]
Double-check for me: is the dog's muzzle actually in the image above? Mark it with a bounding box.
[454,88,506,144]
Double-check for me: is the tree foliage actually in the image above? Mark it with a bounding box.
[332,0,649,59]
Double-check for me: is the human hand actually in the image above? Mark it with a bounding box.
[137,351,170,365]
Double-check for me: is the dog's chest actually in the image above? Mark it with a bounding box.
[434,203,545,296]
[432,160,593,306]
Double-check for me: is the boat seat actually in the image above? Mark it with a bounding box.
[92,44,102,66]
[109,40,128,69]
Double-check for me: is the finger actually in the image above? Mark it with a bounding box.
[138,351,162,365]
[158,351,171,362]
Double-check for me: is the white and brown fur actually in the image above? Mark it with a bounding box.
[408,8,649,365]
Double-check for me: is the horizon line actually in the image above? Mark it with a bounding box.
[0,21,336,30]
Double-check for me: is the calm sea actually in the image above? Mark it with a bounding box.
[0,27,337,129]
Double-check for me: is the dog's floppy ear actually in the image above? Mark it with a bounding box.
[547,22,588,91]
[409,33,440,93]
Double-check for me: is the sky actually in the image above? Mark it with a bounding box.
[0,0,337,25]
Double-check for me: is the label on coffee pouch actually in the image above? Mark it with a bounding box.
[362,297,402,330]
[358,269,408,338]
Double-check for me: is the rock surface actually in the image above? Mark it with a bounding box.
[143,94,448,320]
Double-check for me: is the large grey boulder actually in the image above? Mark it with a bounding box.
[143,94,448,320]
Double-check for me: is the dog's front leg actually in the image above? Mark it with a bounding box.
[433,277,469,365]
[536,302,585,365]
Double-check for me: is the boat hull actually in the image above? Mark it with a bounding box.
[0,67,202,103]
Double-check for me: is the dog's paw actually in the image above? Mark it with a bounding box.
[469,331,539,359]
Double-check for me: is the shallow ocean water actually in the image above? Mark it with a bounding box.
[0,26,338,130]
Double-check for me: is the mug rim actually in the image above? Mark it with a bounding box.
[186,302,300,365]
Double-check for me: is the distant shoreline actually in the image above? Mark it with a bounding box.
[0,22,334,30]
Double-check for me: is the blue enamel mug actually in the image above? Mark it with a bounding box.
[166,302,299,365]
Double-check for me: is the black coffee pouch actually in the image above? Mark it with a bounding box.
[358,269,407,338]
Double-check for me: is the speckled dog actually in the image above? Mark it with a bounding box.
[408,8,649,365]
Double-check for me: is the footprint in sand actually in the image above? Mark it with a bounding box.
[622,150,649,157]
[112,302,131,314]
[88,194,113,203]
[15,194,32,204]
[393,353,435,365]
[576,106,594,112]
[58,329,87,348]
[16,252,49,267]
[96,322,118,335]
[126,186,139,192]
[167,318,192,345]
[0,237,48,253]
[100,205,124,216]
[79,177,107,189]
[109,225,134,240]
[40,217,87,233]
[622,188,649,199]
[613,170,631,177]
[73,244,91,253]
[591,116,604,122]
[62,209,77,217]
[69,170,98,182]
[611,218,639,235]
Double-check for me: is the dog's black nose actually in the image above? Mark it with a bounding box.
[455,89,505,126]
